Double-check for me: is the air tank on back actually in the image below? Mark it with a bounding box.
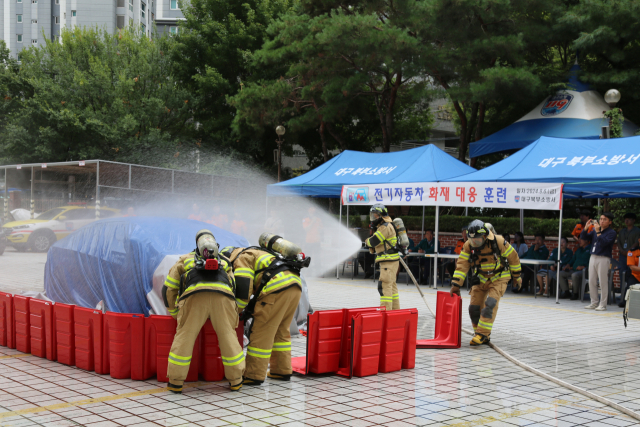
[392,218,410,248]
[259,233,302,259]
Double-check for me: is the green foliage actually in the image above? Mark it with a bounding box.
[609,198,640,231]
[603,107,624,138]
[171,0,295,167]
[561,0,640,125]
[0,27,196,165]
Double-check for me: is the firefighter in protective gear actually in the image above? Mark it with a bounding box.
[227,243,303,386]
[162,230,245,393]
[450,220,522,346]
[365,204,400,310]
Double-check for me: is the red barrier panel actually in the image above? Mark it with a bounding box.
[53,303,75,366]
[338,308,385,374]
[104,312,146,380]
[14,296,31,354]
[29,299,55,360]
[417,292,462,349]
[351,313,384,378]
[74,307,105,373]
[199,320,225,381]
[379,309,418,373]
[144,315,198,383]
[0,292,14,349]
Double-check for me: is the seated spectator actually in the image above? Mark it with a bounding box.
[536,237,572,296]
[446,226,467,279]
[559,238,591,300]
[399,236,416,280]
[621,235,640,307]
[516,233,549,293]
[502,233,511,244]
[572,209,594,242]
[416,229,440,284]
[513,231,528,257]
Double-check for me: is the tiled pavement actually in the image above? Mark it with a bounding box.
[1,250,640,426]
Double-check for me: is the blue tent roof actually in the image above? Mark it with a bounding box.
[449,136,640,199]
[470,63,639,157]
[268,145,476,198]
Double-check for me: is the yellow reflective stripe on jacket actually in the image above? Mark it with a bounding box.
[510,264,521,272]
[184,258,195,270]
[373,230,385,242]
[221,351,245,366]
[235,268,255,279]
[478,274,488,283]
[255,254,275,271]
[503,245,515,257]
[272,342,291,352]
[499,271,512,279]
[168,307,179,315]
[453,271,466,280]
[168,352,191,366]
[247,346,272,359]
[235,298,248,308]
[376,252,400,261]
[262,272,301,293]
[164,276,180,289]
[459,251,470,261]
[182,282,232,295]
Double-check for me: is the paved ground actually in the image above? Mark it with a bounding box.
[1,249,640,426]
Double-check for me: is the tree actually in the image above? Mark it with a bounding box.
[0,27,196,165]
[414,0,576,162]
[170,0,294,164]
[561,0,640,125]
[230,0,433,153]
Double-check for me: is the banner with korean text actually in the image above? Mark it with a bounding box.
[341,182,563,211]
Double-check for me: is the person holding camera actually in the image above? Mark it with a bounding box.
[582,213,617,311]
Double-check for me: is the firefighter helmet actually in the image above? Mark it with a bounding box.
[370,204,389,222]
[195,229,219,259]
[467,219,488,248]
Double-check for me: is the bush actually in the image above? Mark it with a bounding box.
[347,215,579,237]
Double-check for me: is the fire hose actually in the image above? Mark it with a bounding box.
[398,256,640,422]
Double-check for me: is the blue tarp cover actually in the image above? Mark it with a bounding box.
[449,136,640,198]
[45,217,249,314]
[268,144,475,198]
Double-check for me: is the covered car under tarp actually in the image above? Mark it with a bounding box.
[44,217,250,315]
[44,217,312,334]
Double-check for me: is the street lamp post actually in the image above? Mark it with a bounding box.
[276,125,286,183]
[602,89,622,139]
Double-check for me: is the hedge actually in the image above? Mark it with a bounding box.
[343,215,580,238]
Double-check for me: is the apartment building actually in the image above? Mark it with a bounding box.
[0,0,186,58]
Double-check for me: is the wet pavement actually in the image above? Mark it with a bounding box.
[1,251,640,426]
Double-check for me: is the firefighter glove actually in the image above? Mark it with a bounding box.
[450,285,461,297]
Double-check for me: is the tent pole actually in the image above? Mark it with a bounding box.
[337,200,342,279]
[520,209,524,233]
[30,167,34,219]
[556,197,564,304]
[421,206,425,236]
[4,168,8,222]
[346,204,349,229]
[433,205,439,290]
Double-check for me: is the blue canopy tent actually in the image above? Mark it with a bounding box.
[267,144,475,198]
[449,135,640,302]
[470,62,638,158]
[268,144,476,278]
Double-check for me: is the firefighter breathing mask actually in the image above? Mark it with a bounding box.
[195,229,219,270]
[467,219,488,249]
[370,203,388,224]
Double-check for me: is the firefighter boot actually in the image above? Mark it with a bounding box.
[470,333,490,346]
[268,371,292,381]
